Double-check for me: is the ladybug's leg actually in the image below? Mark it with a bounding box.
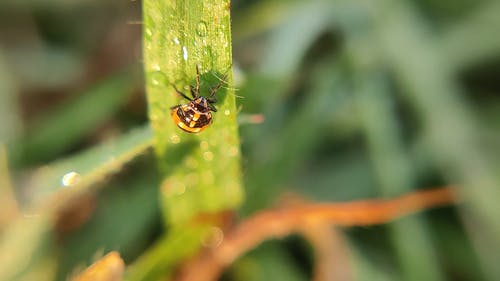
[190,85,198,99]
[208,103,217,112]
[207,96,217,104]
[209,74,227,99]
[171,84,192,101]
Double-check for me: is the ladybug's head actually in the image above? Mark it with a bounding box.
[191,97,212,113]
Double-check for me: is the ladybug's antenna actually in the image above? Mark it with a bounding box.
[209,74,227,99]
[210,71,243,99]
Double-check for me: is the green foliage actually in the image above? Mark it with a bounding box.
[1,0,500,280]
[125,0,243,280]
[142,0,242,225]
[24,125,152,206]
[9,69,140,167]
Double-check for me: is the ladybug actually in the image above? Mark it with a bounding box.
[170,65,226,133]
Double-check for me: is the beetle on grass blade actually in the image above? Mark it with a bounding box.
[170,65,227,133]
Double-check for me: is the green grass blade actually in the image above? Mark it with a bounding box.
[133,0,243,279]
[23,125,152,206]
[242,59,347,214]
[1,125,152,280]
[143,0,242,224]
[10,68,139,166]
[371,1,500,279]
[353,72,443,281]
[441,1,500,70]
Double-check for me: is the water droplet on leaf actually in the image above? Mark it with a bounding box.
[149,71,167,87]
[182,46,188,61]
[196,21,208,37]
[61,171,81,187]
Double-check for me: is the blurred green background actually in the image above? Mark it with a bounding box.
[1,0,500,280]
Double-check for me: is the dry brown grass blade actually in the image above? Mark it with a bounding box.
[174,187,457,281]
[300,222,352,281]
[71,251,125,281]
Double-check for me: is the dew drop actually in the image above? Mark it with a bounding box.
[152,63,161,71]
[61,171,81,187]
[175,183,186,195]
[200,141,209,150]
[160,180,171,194]
[186,173,199,185]
[150,113,160,121]
[196,21,208,37]
[145,28,153,38]
[227,146,239,157]
[203,151,214,161]
[201,226,224,248]
[173,37,180,45]
[182,46,188,61]
[224,109,231,116]
[149,71,167,87]
[183,157,196,169]
[170,134,181,144]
